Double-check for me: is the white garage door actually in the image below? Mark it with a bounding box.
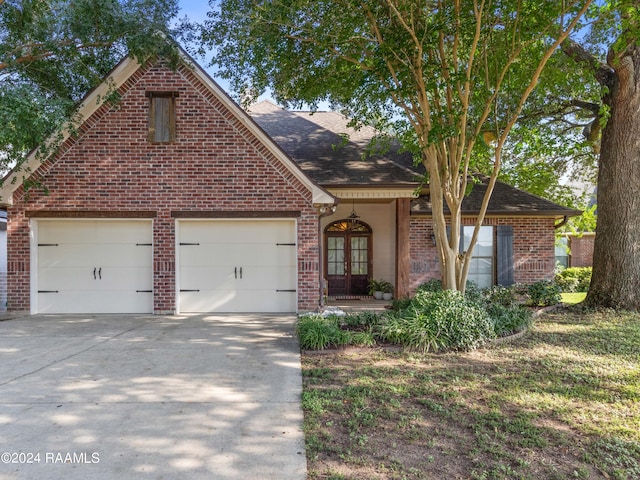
[35,220,153,314]
[177,220,297,313]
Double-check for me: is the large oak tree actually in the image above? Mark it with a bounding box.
[565,2,640,310]
[498,1,640,310]
[199,0,592,292]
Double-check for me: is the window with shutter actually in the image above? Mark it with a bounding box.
[146,91,178,143]
[463,225,494,289]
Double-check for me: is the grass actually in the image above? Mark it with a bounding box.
[561,292,587,304]
[301,308,640,479]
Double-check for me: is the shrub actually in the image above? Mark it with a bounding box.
[487,303,533,337]
[526,280,562,307]
[416,279,443,293]
[483,285,518,306]
[297,315,349,350]
[390,296,413,311]
[555,267,592,293]
[379,290,495,352]
[341,311,381,329]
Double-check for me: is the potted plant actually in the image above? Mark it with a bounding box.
[381,281,394,301]
[367,279,385,300]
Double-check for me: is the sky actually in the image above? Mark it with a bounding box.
[174,1,325,110]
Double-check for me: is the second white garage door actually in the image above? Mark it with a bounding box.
[177,220,297,313]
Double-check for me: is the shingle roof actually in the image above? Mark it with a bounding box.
[248,100,420,185]
[248,101,581,218]
[411,177,582,217]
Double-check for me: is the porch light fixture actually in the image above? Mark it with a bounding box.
[348,200,360,226]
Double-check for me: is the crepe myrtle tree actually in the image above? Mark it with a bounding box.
[0,0,180,178]
[199,0,592,292]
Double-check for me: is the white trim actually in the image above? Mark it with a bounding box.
[29,219,38,315]
[328,188,418,200]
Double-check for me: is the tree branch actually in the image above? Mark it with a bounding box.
[561,39,615,87]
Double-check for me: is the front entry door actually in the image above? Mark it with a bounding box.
[325,220,372,296]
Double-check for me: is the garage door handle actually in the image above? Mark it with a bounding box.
[240,267,243,279]
[235,267,237,279]
[93,267,96,280]
[98,268,102,280]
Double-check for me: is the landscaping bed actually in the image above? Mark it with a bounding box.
[301,308,640,479]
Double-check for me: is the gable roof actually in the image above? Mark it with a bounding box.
[411,177,582,218]
[0,49,335,207]
[248,101,420,186]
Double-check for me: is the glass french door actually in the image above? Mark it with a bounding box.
[325,220,372,296]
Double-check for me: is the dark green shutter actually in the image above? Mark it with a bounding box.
[496,225,514,286]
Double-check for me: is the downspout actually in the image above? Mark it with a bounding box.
[317,204,338,310]
[554,216,569,229]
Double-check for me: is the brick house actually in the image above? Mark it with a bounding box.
[0,50,579,315]
[557,233,595,268]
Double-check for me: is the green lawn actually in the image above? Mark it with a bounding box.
[301,309,640,479]
[561,292,587,304]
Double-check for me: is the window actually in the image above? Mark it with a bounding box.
[147,91,178,143]
[463,226,494,289]
[555,237,569,268]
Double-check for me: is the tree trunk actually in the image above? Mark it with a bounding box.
[585,46,640,310]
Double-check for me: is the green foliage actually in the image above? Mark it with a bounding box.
[565,205,598,234]
[483,285,519,307]
[415,279,443,293]
[556,267,592,293]
[487,303,533,337]
[297,315,349,350]
[0,0,181,175]
[379,290,495,353]
[526,280,562,307]
[367,278,393,295]
[199,0,593,293]
[297,313,380,350]
[300,282,540,352]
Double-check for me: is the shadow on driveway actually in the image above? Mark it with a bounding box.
[0,314,306,479]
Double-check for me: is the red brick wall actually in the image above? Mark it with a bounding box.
[569,235,594,268]
[7,60,320,313]
[409,216,557,292]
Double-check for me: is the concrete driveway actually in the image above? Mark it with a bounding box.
[0,314,307,479]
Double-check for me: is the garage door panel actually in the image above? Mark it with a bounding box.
[38,245,96,268]
[96,267,153,290]
[36,220,153,314]
[179,289,295,313]
[180,244,295,268]
[38,245,152,269]
[180,220,294,244]
[234,266,296,290]
[179,244,245,267]
[178,220,297,313]
[179,266,236,290]
[39,266,152,291]
[38,290,152,314]
[38,220,151,244]
[95,222,150,244]
[38,221,97,244]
